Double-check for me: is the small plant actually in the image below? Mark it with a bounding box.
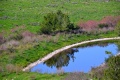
[21,31,35,38]
[63,72,89,80]
[115,21,120,36]
[30,75,36,80]
[6,64,15,73]
[0,66,3,72]
[78,20,98,32]
[8,33,23,41]
[0,34,5,44]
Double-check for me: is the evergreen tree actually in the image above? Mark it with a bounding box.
[40,10,72,34]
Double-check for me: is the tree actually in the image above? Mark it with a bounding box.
[40,10,72,34]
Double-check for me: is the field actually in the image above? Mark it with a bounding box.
[0,0,120,33]
[0,0,120,80]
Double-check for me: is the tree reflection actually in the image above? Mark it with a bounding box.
[43,48,78,69]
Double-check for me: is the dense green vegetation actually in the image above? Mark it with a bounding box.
[115,21,120,36]
[90,49,120,80]
[0,0,120,80]
[40,10,74,34]
[104,55,120,80]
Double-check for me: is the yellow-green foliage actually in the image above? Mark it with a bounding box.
[115,21,120,36]
[103,55,120,80]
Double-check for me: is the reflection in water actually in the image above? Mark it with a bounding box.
[43,48,78,69]
[31,42,119,73]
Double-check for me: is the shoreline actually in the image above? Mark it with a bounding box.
[22,37,120,71]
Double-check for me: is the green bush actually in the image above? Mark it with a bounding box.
[98,23,108,28]
[40,10,74,34]
[103,55,120,80]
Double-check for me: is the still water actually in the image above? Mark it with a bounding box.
[31,42,119,73]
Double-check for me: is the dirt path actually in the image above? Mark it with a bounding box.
[22,37,120,71]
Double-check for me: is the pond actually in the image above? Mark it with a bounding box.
[31,42,120,73]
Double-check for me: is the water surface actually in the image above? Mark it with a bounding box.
[31,42,119,73]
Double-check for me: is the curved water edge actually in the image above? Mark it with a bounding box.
[22,37,120,71]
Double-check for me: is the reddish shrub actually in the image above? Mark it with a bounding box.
[78,20,98,32]
[100,16,120,27]
[63,72,89,80]
[0,40,19,51]
[0,34,5,44]
[78,16,120,33]
[0,66,3,72]
[7,40,20,47]
[22,36,35,43]
[6,64,15,73]
[0,45,7,51]
[21,31,35,38]
[11,25,25,32]
[6,64,22,73]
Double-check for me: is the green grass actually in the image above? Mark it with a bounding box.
[1,72,67,80]
[0,0,120,79]
[0,0,120,33]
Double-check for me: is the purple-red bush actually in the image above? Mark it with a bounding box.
[99,16,120,28]
[0,34,5,44]
[78,20,98,32]
[11,25,25,33]
[21,31,35,38]
[5,64,22,73]
[78,16,120,32]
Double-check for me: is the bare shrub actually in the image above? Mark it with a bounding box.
[0,66,3,72]
[90,64,108,79]
[11,25,25,33]
[78,20,98,32]
[21,31,35,38]
[56,67,64,75]
[22,36,33,43]
[78,16,120,33]
[6,64,15,73]
[0,40,19,51]
[6,64,22,73]
[63,72,89,80]
[100,16,120,28]
[38,34,53,42]
[37,35,45,42]
[7,40,20,47]
[0,45,7,51]
[53,36,59,43]
[30,75,36,80]
[8,33,23,41]
[0,34,5,44]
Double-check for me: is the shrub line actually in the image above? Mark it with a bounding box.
[22,37,120,71]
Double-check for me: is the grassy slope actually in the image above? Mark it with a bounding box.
[0,0,120,33]
[0,0,120,80]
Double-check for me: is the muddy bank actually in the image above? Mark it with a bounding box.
[22,37,120,71]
